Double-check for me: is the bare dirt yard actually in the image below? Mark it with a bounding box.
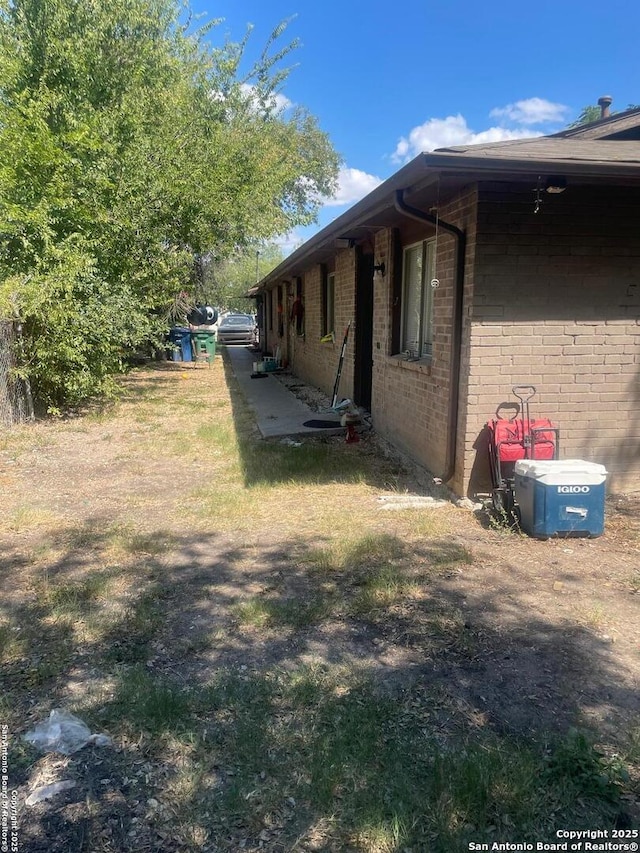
[1,354,638,852]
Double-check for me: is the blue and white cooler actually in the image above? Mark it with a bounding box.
[514,459,607,538]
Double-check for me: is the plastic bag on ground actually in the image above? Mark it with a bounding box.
[25,780,76,806]
[23,709,112,755]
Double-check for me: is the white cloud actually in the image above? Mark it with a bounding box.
[392,114,537,163]
[239,83,292,113]
[490,97,570,125]
[272,92,293,112]
[271,169,382,251]
[272,168,384,254]
[326,166,383,207]
[391,96,570,164]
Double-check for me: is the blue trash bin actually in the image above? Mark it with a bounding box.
[168,326,192,362]
[514,459,607,538]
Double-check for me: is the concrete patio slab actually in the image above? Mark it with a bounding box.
[225,346,343,439]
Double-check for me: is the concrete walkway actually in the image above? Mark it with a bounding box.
[225,346,343,439]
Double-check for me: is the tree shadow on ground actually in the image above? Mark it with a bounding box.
[117,362,199,402]
[5,519,638,852]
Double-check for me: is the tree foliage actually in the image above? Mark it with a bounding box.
[201,244,285,313]
[0,0,339,410]
[568,102,639,127]
[567,104,603,127]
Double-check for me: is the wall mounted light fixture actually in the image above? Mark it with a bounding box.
[373,261,386,277]
[545,176,567,194]
[534,174,568,213]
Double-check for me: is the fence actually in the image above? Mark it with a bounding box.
[0,320,33,427]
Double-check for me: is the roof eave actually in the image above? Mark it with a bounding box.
[256,148,640,290]
[423,151,640,177]
[255,155,431,289]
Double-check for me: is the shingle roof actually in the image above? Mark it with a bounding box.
[425,138,640,171]
[550,107,640,139]
[255,128,640,289]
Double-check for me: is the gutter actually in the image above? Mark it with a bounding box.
[393,189,466,486]
[257,144,640,291]
[423,150,640,178]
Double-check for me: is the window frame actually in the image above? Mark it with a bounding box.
[322,269,335,337]
[400,238,436,359]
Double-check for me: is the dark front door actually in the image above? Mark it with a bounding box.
[354,250,374,411]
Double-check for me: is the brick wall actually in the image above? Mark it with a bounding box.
[464,183,640,496]
[278,251,357,400]
[371,187,478,486]
[277,186,478,488]
[262,181,638,498]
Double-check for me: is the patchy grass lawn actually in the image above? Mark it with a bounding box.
[1,353,638,852]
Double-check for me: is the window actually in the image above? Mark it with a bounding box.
[401,239,435,358]
[322,269,335,336]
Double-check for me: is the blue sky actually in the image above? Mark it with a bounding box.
[191,0,640,253]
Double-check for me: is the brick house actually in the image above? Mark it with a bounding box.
[255,109,640,498]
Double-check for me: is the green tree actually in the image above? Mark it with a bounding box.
[567,104,603,127]
[202,244,284,313]
[0,0,339,411]
[568,101,639,127]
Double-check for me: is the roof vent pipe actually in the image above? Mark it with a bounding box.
[598,95,613,119]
